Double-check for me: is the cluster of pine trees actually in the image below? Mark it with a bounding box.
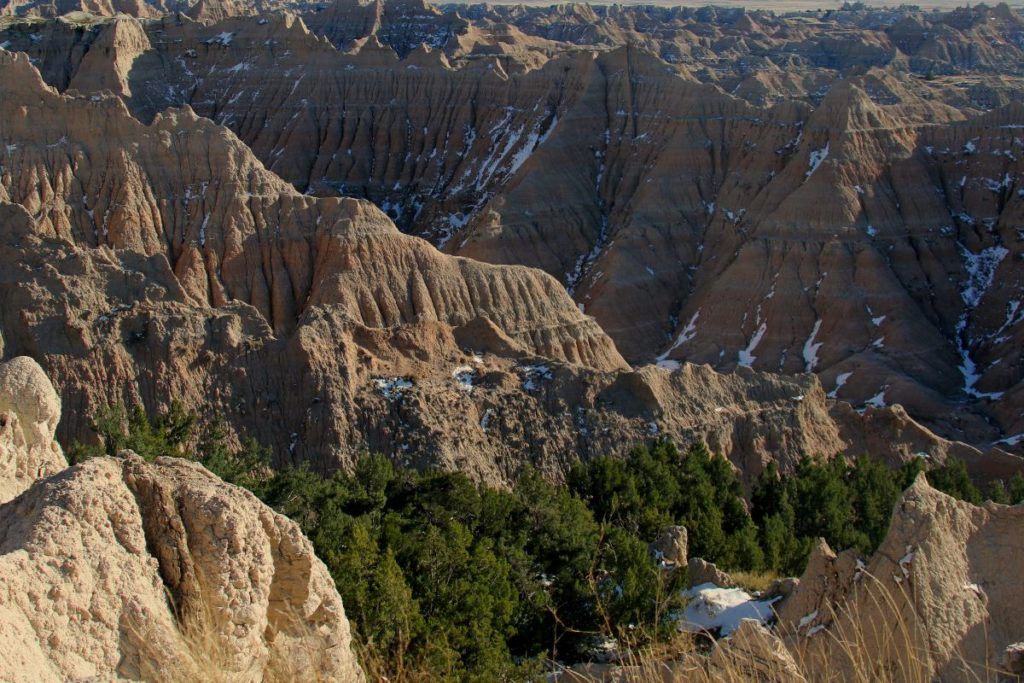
[72,403,1024,680]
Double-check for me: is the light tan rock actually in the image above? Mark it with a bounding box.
[687,557,735,589]
[774,538,862,636]
[66,15,151,97]
[707,620,806,683]
[0,452,363,682]
[650,525,687,567]
[783,474,1024,682]
[1005,642,1024,676]
[0,356,65,504]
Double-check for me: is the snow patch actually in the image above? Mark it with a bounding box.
[827,372,852,399]
[656,310,699,369]
[675,584,780,637]
[452,365,475,392]
[738,322,767,369]
[206,31,235,46]
[864,389,887,409]
[518,364,553,392]
[373,377,413,401]
[806,143,830,178]
[802,319,823,372]
[957,245,1009,400]
[960,245,1008,309]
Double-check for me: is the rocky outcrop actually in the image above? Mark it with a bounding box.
[650,525,687,567]
[687,557,735,589]
[0,47,988,485]
[773,538,860,634]
[0,361,363,681]
[0,356,65,504]
[707,620,806,682]
[65,15,151,97]
[775,474,1024,682]
[7,8,1020,451]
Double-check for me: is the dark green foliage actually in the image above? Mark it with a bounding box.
[752,455,923,574]
[568,440,766,571]
[68,401,196,464]
[1008,473,1024,504]
[926,458,982,504]
[70,403,1024,680]
[258,456,682,679]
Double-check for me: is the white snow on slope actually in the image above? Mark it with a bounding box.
[206,31,234,46]
[806,142,830,178]
[864,389,887,409]
[452,365,475,392]
[956,244,1009,400]
[827,371,853,399]
[738,322,768,369]
[656,310,700,370]
[676,584,780,636]
[373,377,413,401]
[802,319,823,372]
[960,245,1008,308]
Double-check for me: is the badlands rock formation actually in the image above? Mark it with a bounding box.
[0,357,363,681]
[2,3,1020,456]
[0,356,65,503]
[0,18,1021,485]
[773,473,1024,681]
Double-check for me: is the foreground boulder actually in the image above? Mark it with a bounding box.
[0,453,364,681]
[0,357,65,504]
[0,358,363,681]
[776,473,1024,682]
[687,557,735,589]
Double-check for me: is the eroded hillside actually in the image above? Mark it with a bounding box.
[2,3,1021,452]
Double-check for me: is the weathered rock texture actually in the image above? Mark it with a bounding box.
[0,42,1019,485]
[4,5,1021,454]
[0,356,64,503]
[687,557,735,589]
[775,474,1024,682]
[0,354,363,682]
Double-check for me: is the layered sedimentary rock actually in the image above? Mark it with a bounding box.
[5,5,1019,452]
[0,47,1006,484]
[0,360,363,682]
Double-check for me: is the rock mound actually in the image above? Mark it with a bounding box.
[0,361,363,681]
[0,357,65,504]
[776,473,1024,681]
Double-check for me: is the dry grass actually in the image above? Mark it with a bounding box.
[728,569,780,594]
[130,590,340,683]
[555,570,1010,683]
[127,568,1012,683]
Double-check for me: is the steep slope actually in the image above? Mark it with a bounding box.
[0,49,622,368]
[0,48,1005,484]
[26,10,1013,449]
